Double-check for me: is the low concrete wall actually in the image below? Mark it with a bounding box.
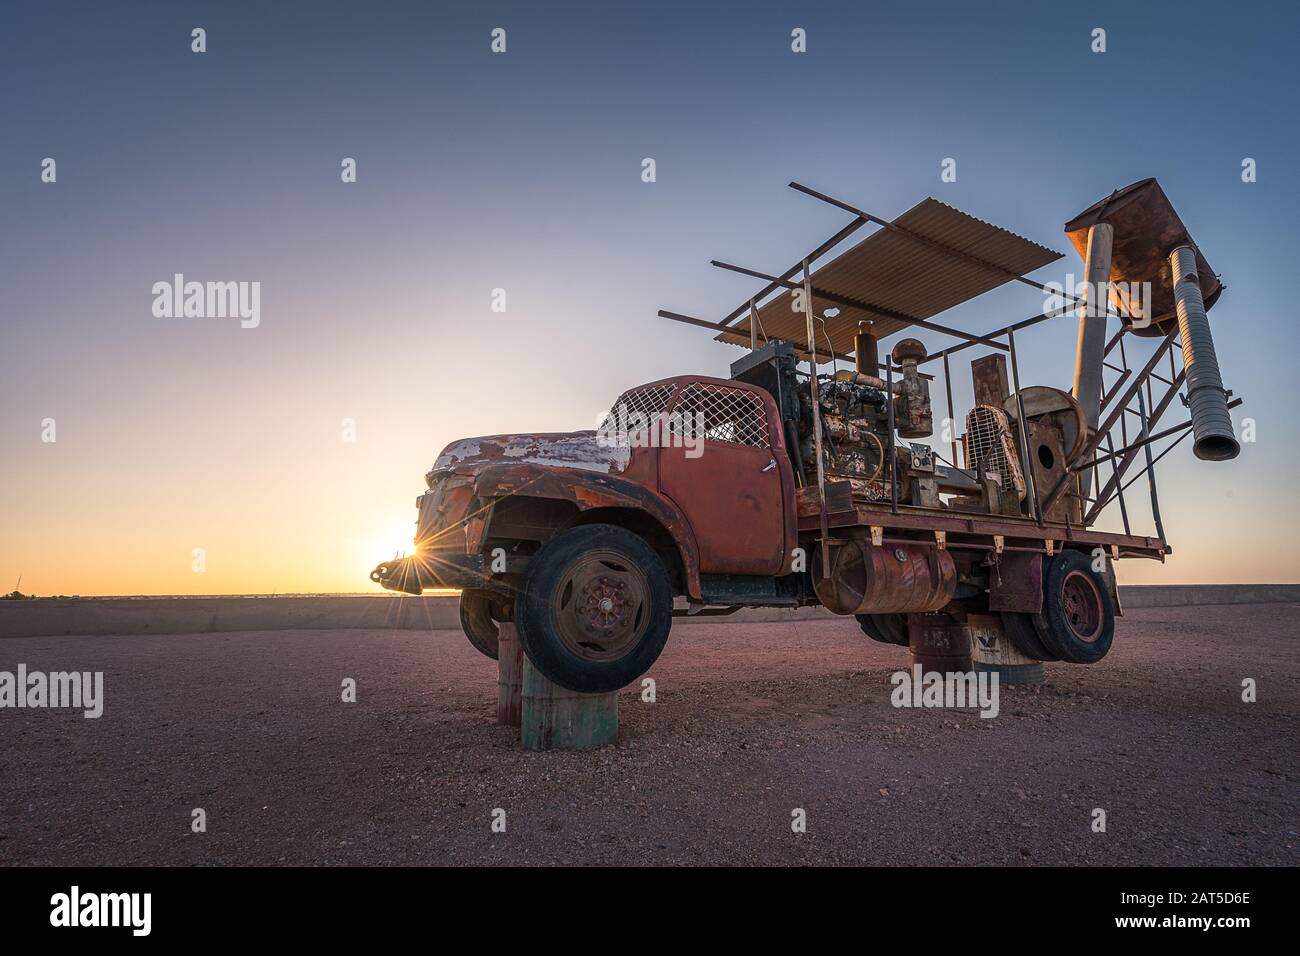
[2,585,1297,638]
[0,595,461,638]
[1118,584,1300,608]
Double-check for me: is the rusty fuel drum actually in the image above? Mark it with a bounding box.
[812,541,956,615]
[908,614,975,672]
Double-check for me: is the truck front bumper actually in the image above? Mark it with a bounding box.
[369,551,487,594]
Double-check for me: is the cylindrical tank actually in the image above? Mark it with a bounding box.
[907,614,973,672]
[854,330,879,376]
[1169,245,1240,461]
[813,541,956,615]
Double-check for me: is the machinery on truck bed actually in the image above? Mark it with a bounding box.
[372,179,1241,693]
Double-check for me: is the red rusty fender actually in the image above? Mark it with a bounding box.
[471,462,705,600]
[987,550,1044,614]
[415,478,477,550]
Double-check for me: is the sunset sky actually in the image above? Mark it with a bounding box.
[2,0,1298,594]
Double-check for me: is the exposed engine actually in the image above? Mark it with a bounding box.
[801,376,890,493]
[798,336,935,503]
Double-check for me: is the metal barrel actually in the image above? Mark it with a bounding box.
[812,541,957,616]
[907,615,973,672]
[1169,245,1239,461]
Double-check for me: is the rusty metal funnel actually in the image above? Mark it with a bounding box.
[1064,178,1222,336]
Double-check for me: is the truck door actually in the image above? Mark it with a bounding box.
[658,381,788,575]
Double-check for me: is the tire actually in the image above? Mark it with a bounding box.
[1000,611,1059,661]
[855,613,909,646]
[1032,550,1115,664]
[515,524,673,693]
[458,589,500,660]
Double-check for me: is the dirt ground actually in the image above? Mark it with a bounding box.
[1,604,1296,866]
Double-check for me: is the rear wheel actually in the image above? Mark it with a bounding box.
[855,613,909,646]
[1032,550,1114,664]
[515,524,673,693]
[1001,611,1059,661]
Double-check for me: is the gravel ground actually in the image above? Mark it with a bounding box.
[1,604,1296,866]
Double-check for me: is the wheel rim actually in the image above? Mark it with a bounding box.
[550,550,649,662]
[1061,570,1104,642]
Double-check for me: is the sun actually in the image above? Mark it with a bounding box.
[371,521,418,562]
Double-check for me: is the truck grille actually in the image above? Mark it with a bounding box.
[963,405,1026,499]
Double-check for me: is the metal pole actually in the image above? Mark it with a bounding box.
[1135,387,1166,543]
[1105,432,1131,535]
[942,352,958,468]
[1085,364,1187,523]
[1072,223,1113,499]
[1045,327,1178,516]
[709,259,1009,351]
[748,299,758,351]
[886,356,898,515]
[717,215,870,328]
[802,259,831,576]
[1007,329,1042,524]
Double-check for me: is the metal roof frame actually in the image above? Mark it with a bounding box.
[658,182,1079,364]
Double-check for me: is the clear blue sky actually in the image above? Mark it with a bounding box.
[2,0,1297,591]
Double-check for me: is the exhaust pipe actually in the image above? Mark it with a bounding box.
[1169,245,1239,461]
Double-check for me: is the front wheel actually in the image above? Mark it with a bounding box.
[458,589,504,660]
[515,524,673,693]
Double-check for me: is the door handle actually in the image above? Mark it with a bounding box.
[761,459,777,473]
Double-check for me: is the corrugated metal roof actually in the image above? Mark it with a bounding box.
[716,197,1062,357]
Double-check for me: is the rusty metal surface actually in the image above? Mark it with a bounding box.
[971,354,1010,408]
[1064,178,1222,335]
[430,432,632,478]
[645,374,797,576]
[988,552,1044,613]
[716,197,1061,355]
[473,463,705,599]
[812,541,956,615]
[801,501,1167,559]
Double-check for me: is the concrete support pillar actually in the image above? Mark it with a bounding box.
[496,623,524,727]
[520,656,618,751]
[968,613,1045,685]
[1071,222,1113,498]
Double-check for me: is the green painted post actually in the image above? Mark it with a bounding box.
[520,655,618,751]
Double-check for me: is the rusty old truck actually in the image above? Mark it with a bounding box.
[371,179,1240,693]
